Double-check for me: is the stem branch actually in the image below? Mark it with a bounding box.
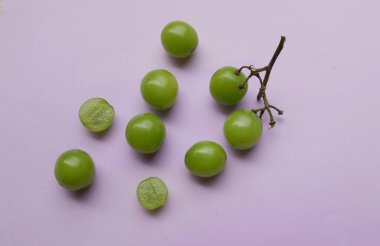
[236,36,286,127]
[257,36,286,100]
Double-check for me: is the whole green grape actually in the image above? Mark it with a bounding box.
[210,66,247,105]
[79,98,114,132]
[54,149,95,191]
[161,20,198,58]
[224,109,263,150]
[141,69,178,110]
[137,177,168,210]
[125,113,166,154]
[185,141,227,177]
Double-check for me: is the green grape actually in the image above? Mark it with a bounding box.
[185,141,227,178]
[137,177,168,210]
[125,113,166,154]
[224,109,263,150]
[209,66,247,105]
[78,98,114,132]
[54,149,95,191]
[140,69,178,110]
[161,20,198,58]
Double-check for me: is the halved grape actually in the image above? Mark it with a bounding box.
[137,177,168,210]
[79,98,114,132]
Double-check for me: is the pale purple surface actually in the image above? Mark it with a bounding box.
[0,0,379,245]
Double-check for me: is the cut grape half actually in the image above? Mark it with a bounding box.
[79,98,115,132]
[137,177,168,210]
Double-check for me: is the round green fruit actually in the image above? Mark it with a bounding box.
[185,141,227,178]
[224,109,263,150]
[78,98,114,132]
[161,21,198,58]
[210,66,247,105]
[140,69,178,110]
[54,149,95,191]
[137,177,168,210]
[125,113,166,154]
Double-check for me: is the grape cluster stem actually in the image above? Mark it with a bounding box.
[236,36,286,127]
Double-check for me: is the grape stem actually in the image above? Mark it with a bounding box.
[236,36,286,127]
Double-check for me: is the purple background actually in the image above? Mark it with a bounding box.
[1,0,379,245]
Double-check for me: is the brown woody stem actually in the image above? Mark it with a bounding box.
[257,36,286,100]
[236,36,286,127]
